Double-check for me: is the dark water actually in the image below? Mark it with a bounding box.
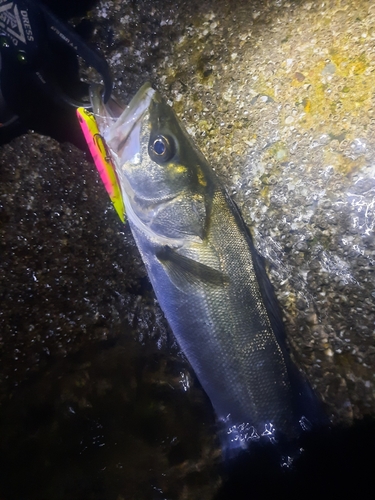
[218,419,375,499]
[0,336,220,500]
[0,348,374,500]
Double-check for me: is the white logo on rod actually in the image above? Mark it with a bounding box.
[0,2,26,44]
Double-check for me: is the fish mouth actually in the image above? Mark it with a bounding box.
[89,82,156,165]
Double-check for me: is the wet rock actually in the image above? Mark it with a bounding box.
[2,0,375,496]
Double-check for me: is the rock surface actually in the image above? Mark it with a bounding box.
[1,0,375,498]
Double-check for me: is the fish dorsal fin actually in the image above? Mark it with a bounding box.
[156,246,228,294]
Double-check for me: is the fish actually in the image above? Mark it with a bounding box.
[90,82,325,457]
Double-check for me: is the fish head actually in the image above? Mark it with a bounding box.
[91,83,212,242]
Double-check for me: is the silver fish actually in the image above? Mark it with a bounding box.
[90,83,323,455]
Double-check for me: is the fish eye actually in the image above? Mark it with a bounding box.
[149,135,174,163]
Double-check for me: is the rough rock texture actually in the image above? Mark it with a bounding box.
[1,0,375,498]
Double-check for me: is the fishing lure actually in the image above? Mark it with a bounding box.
[77,106,125,223]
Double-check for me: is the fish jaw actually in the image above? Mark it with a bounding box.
[91,83,210,246]
[90,82,156,168]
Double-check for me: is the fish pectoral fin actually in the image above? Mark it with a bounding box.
[156,246,228,293]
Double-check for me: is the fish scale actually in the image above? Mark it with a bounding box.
[190,188,292,427]
[90,82,325,456]
[130,185,303,451]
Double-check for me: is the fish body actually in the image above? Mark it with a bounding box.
[90,83,323,454]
